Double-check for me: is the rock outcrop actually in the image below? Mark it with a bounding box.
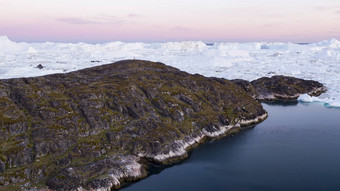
[232,75,326,101]
[0,60,326,190]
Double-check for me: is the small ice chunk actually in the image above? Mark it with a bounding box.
[297,94,315,103]
[27,47,38,54]
[226,50,250,57]
[298,94,340,108]
[324,101,340,108]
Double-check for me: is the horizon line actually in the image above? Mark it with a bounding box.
[1,35,338,45]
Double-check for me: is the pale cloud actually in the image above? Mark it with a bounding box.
[127,13,143,18]
[315,6,333,11]
[56,15,127,26]
[56,17,99,25]
[2,0,340,42]
[171,26,192,31]
[98,15,126,25]
[327,27,340,34]
[262,23,283,28]
[150,24,163,28]
[314,5,340,11]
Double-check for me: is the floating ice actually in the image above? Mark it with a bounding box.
[298,94,340,108]
[0,36,339,108]
[298,94,323,103]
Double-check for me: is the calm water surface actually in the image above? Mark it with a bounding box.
[122,103,340,191]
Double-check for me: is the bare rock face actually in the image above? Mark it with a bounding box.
[0,60,325,190]
[232,75,326,101]
[0,159,5,173]
[47,155,145,190]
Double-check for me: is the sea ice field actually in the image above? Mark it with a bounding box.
[0,36,339,107]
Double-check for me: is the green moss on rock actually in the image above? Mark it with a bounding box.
[0,60,324,190]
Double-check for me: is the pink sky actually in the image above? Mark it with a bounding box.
[0,0,340,43]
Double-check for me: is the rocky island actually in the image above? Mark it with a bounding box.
[0,60,326,190]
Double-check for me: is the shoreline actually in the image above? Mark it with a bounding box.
[120,102,340,191]
[0,60,326,190]
[86,112,268,190]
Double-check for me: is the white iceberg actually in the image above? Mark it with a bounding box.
[0,36,339,107]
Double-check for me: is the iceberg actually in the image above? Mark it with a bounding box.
[298,94,340,108]
[0,36,339,107]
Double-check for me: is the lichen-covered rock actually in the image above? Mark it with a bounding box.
[231,79,258,99]
[0,160,5,173]
[232,75,326,101]
[47,155,146,191]
[0,60,324,190]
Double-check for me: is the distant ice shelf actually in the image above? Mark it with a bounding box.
[0,36,339,108]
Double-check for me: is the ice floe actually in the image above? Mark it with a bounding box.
[0,36,339,107]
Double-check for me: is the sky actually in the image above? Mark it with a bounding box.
[0,0,340,43]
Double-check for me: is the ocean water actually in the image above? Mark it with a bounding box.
[122,103,340,191]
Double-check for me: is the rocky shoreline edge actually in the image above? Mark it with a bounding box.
[74,113,269,191]
[0,60,326,190]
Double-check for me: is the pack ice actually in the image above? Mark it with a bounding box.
[0,36,339,107]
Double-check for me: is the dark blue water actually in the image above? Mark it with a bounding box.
[122,103,340,191]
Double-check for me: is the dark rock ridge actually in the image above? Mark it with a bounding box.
[232,75,326,101]
[0,60,325,190]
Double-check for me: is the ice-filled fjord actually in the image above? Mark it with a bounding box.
[0,36,339,107]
